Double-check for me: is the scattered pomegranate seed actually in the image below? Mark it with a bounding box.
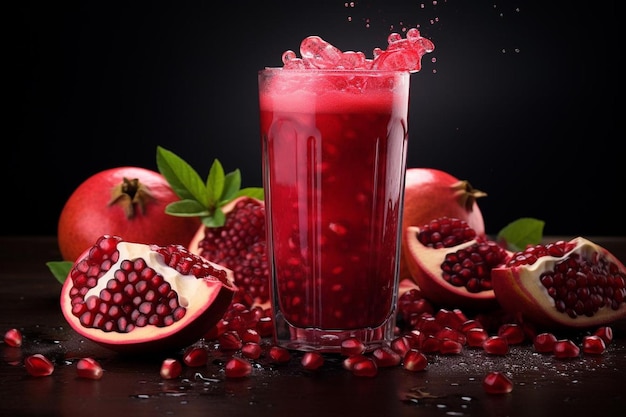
[482,336,509,355]
[497,323,525,345]
[76,358,103,380]
[268,346,291,364]
[420,335,441,353]
[3,328,22,347]
[241,342,262,360]
[466,327,489,347]
[482,371,513,394]
[301,352,325,370]
[240,328,261,344]
[218,331,243,351]
[582,335,606,355]
[553,339,580,359]
[183,346,208,367]
[593,326,613,345]
[24,354,54,377]
[436,327,466,345]
[160,358,183,379]
[533,332,557,353]
[342,354,369,371]
[350,356,378,377]
[371,347,402,367]
[403,349,428,372]
[439,339,463,355]
[390,335,412,356]
[224,357,253,378]
[340,337,366,356]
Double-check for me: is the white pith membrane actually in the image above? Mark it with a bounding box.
[62,241,233,346]
[492,237,626,328]
[404,226,496,303]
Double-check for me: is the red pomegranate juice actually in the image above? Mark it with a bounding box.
[258,30,433,352]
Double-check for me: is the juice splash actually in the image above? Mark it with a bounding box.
[280,27,434,72]
[259,29,433,351]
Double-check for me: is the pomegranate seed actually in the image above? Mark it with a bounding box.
[582,335,606,355]
[482,371,513,394]
[436,327,466,345]
[256,315,274,337]
[160,358,183,379]
[224,357,253,378]
[342,354,368,371]
[497,323,525,345]
[301,352,325,370]
[351,356,378,377]
[241,342,262,360]
[593,326,613,345]
[340,337,366,356]
[403,349,428,371]
[3,328,22,347]
[533,332,557,353]
[268,346,291,364]
[482,336,509,355]
[76,358,103,380]
[372,347,402,367]
[460,319,483,333]
[553,339,580,359]
[420,335,441,353]
[240,328,261,344]
[24,354,54,377]
[439,339,463,355]
[183,346,208,367]
[390,335,412,356]
[218,331,243,351]
[466,328,489,347]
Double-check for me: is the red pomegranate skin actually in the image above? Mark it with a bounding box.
[58,167,201,262]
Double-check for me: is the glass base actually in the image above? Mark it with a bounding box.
[272,310,397,353]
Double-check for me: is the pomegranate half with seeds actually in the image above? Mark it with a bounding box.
[399,168,487,281]
[60,235,236,353]
[403,217,511,310]
[189,196,269,306]
[492,237,626,329]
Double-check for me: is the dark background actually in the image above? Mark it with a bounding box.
[8,0,621,237]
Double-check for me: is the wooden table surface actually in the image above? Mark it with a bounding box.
[1,236,625,417]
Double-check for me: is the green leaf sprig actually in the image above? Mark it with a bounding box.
[156,145,264,228]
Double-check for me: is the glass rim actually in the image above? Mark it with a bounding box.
[260,67,410,74]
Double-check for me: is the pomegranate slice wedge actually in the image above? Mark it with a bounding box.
[60,235,236,354]
[491,237,626,329]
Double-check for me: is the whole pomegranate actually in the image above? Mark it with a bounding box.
[400,168,487,281]
[58,167,201,262]
[492,237,626,329]
[60,234,236,353]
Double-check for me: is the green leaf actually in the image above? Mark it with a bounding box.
[46,261,73,285]
[203,206,226,228]
[496,217,545,252]
[156,146,209,207]
[165,199,211,217]
[206,159,226,206]
[237,187,265,200]
[221,169,242,203]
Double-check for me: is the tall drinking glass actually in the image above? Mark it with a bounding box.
[258,69,410,352]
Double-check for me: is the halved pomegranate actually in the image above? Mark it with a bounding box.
[189,196,269,306]
[399,168,487,280]
[403,217,511,311]
[60,235,236,354]
[491,237,626,329]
